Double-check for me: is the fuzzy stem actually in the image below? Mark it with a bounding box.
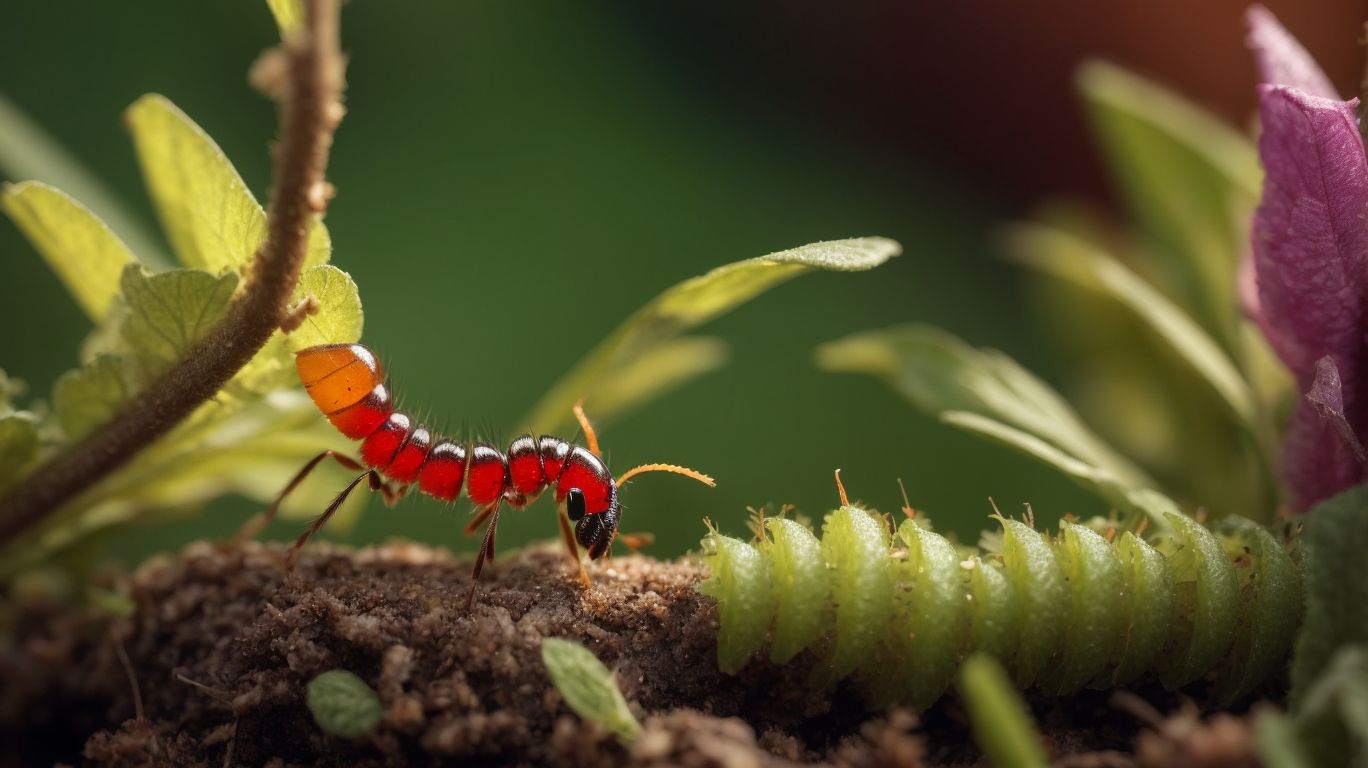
[0,0,345,547]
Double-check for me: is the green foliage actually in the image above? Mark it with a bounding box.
[0,87,363,574]
[1259,647,1368,768]
[540,637,642,743]
[527,236,901,434]
[1,182,136,320]
[1077,60,1260,353]
[958,654,1049,768]
[124,94,330,274]
[817,324,1178,529]
[306,669,384,739]
[700,508,1298,710]
[1292,483,1368,703]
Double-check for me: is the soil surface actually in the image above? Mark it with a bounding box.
[0,541,1266,767]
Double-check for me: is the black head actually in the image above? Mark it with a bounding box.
[569,486,620,559]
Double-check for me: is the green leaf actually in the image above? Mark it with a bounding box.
[119,265,237,374]
[540,637,642,742]
[52,355,130,441]
[1293,483,1368,704]
[306,669,383,739]
[0,94,168,267]
[124,94,330,273]
[0,413,39,493]
[525,237,900,433]
[1078,60,1260,352]
[1260,646,1368,768]
[578,337,728,426]
[284,264,364,351]
[1008,224,1257,428]
[267,0,305,34]
[958,654,1050,768]
[817,323,1176,527]
[2,181,137,321]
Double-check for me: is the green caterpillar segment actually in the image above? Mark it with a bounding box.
[1154,512,1240,689]
[698,532,773,674]
[812,505,894,687]
[1213,519,1301,704]
[996,517,1068,688]
[762,517,828,664]
[864,519,969,709]
[698,508,1300,709]
[965,556,1018,664]
[1046,522,1126,694]
[1108,532,1174,686]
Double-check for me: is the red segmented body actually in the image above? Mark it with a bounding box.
[295,342,620,557]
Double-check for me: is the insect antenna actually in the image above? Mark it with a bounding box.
[833,468,848,506]
[615,463,715,488]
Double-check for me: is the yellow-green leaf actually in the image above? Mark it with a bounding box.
[1008,224,1257,429]
[0,95,168,268]
[120,265,237,373]
[1078,61,1260,352]
[52,355,130,441]
[958,654,1049,768]
[266,0,305,34]
[0,413,39,493]
[580,336,728,425]
[540,637,642,742]
[817,323,1174,528]
[124,94,330,273]
[284,264,364,351]
[1,181,136,321]
[525,236,900,433]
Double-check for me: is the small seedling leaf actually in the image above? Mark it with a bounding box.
[307,669,383,739]
[124,94,330,273]
[540,637,641,742]
[525,236,900,433]
[959,654,1050,768]
[1,181,136,321]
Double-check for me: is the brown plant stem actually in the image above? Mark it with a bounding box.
[0,0,345,547]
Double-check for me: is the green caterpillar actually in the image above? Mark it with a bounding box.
[698,504,1301,710]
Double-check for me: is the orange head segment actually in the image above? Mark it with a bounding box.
[296,343,384,415]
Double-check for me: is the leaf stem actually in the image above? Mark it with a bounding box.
[0,0,345,548]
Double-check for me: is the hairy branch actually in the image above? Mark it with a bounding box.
[0,0,346,546]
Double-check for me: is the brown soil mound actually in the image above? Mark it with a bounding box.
[0,541,1262,767]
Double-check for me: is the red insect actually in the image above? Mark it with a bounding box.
[248,343,713,606]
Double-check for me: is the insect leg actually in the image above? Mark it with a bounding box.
[234,450,368,545]
[465,500,504,610]
[285,468,385,570]
[556,507,591,588]
[463,503,498,536]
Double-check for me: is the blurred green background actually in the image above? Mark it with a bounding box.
[11,0,1350,563]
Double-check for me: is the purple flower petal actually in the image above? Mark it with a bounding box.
[1252,88,1367,380]
[1245,6,1340,98]
[1251,86,1368,510]
[1286,357,1368,510]
[1306,356,1368,464]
